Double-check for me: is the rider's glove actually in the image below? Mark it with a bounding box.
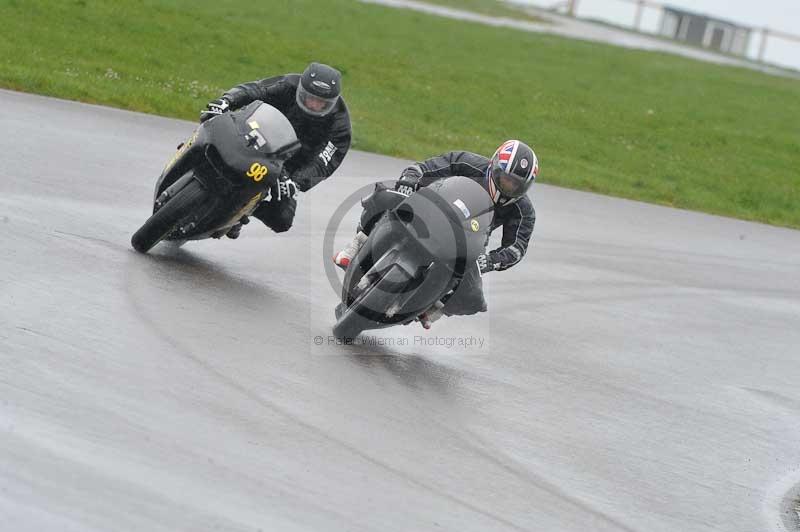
[266,171,299,203]
[278,178,299,201]
[395,165,423,196]
[476,253,496,275]
[200,98,231,122]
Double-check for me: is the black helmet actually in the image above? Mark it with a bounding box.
[486,140,538,206]
[296,62,342,117]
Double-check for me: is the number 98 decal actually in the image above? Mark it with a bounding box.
[246,162,269,182]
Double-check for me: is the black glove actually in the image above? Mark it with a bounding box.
[278,178,299,201]
[200,98,231,122]
[395,165,423,195]
[265,171,299,203]
[476,252,496,275]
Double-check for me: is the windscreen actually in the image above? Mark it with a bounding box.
[397,176,494,264]
[241,102,299,155]
[428,176,495,224]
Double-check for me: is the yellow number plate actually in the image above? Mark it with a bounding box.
[246,162,269,182]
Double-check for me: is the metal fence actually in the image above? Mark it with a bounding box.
[756,27,800,62]
[553,0,800,65]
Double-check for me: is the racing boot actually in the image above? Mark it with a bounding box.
[333,231,368,270]
[226,216,249,239]
[418,301,445,330]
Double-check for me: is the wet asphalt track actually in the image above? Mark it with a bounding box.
[1,89,800,532]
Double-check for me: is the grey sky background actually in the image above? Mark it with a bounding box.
[514,0,800,69]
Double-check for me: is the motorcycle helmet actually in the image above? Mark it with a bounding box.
[486,139,538,206]
[296,62,342,117]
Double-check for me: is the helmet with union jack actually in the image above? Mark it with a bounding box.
[486,140,538,206]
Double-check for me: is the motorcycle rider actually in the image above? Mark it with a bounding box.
[333,140,538,329]
[200,62,351,238]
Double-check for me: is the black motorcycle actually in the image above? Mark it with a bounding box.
[333,176,494,339]
[131,101,301,253]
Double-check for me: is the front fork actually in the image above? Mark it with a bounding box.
[153,171,196,213]
[153,172,207,238]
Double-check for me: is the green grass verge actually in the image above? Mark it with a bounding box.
[2,0,798,228]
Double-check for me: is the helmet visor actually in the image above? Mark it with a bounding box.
[296,85,338,117]
[490,163,528,199]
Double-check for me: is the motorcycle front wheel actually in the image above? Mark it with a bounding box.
[131,179,208,253]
